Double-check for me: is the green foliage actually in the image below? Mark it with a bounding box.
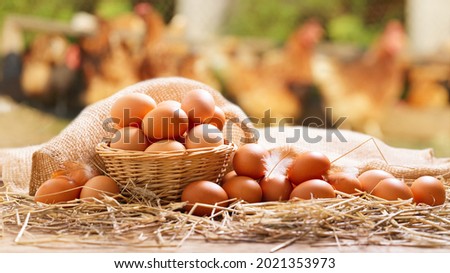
[225,0,405,46]
[225,0,341,43]
[0,0,95,48]
[96,0,132,19]
[0,0,95,23]
[0,0,404,48]
[328,15,376,47]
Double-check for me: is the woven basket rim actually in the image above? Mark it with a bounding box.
[96,141,237,159]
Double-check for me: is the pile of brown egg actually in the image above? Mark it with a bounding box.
[181,143,446,216]
[34,162,120,204]
[34,89,228,204]
[108,89,226,152]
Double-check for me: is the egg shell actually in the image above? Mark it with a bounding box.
[185,124,224,149]
[110,93,156,128]
[142,104,189,140]
[327,172,362,194]
[181,180,229,216]
[371,178,413,201]
[288,151,331,185]
[204,106,226,131]
[358,170,394,193]
[232,143,268,179]
[157,100,181,108]
[222,176,262,203]
[110,127,150,151]
[80,176,120,200]
[290,179,336,200]
[145,139,186,153]
[222,171,237,185]
[260,175,293,201]
[411,176,446,206]
[181,89,216,124]
[35,177,81,204]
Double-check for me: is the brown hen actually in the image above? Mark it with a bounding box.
[312,20,407,137]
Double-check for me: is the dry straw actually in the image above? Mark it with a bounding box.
[95,142,237,204]
[1,179,449,251]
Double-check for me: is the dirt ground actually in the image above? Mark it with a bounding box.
[0,95,449,157]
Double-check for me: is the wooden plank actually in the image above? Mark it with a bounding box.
[1,232,449,253]
[6,14,87,36]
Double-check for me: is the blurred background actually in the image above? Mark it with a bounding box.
[0,0,449,156]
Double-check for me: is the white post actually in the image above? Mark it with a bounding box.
[1,18,24,55]
[407,0,450,57]
[175,0,231,44]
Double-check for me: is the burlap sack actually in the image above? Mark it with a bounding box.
[257,127,450,179]
[0,77,449,196]
[0,77,254,195]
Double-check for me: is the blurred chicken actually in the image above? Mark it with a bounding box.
[136,4,219,88]
[406,63,450,108]
[83,42,140,104]
[220,20,324,124]
[312,20,407,137]
[138,5,190,80]
[262,19,324,85]
[81,10,146,105]
[134,2,165,51]
[21,34,65,101]
[81,3,220,104]
[21,34,83,117]
[80,18,111,90]
[178,53,221,89]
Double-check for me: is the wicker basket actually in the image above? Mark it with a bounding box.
[96,142,237,204]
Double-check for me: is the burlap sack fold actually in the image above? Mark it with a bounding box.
[1,77,254,195]
[0,77,449,196]
[257,127,450,179]
[0,145,42,193]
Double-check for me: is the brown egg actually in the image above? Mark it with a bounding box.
[35,177,81,204]
[185,124,224,149]
[222,171,237,185]
[371,178,413,201]
[260,175,293,201]
[232,143,269,179]
[205,106,226,130]
[358,170,394,193]
[110,93,156,127]
[142,104,189,140]
[181,180,229,216]
[411,176,446,206]
[80,176,120,200]
[110,127,150,151]
[145,140,186,153]
[157,100,181,108]
[181,89,215,124]
[222,176,262,203]
[288,151,331,185]
[327,172,362,194]
[290,179,336,200]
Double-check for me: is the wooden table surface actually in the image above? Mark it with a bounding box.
[1,232,449,253]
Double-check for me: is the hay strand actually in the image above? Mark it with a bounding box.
[2,180,449,251]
